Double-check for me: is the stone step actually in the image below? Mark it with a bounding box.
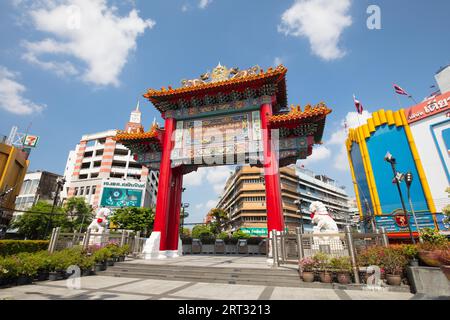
[103,267,299,282]
[113,262,299,277]
[99,270,306,288]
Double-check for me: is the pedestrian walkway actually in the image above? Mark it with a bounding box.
[0,275,415,300]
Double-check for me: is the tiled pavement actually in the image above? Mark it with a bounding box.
[0,275,415,300]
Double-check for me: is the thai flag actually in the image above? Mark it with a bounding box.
[393,84,409,96]
[353,94,363,114]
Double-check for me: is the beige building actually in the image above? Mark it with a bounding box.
[216,165,302,235]
[216,165,355,236]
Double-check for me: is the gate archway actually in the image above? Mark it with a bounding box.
[115,64,332,259]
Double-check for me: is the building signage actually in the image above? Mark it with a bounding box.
[100,187,143,208]
[22,135,39,148]
[171,111,263,167]
[405,91,450,124]
[103,181,146,189]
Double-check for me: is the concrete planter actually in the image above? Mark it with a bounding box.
[182,244,192,254]
[225,245,237,254]
[201,244,215,254]
[248,245,260,255]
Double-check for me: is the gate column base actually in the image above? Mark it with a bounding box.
[142,232,183,260]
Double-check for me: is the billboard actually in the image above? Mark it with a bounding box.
[100,187,143,208]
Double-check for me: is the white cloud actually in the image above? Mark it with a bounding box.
[183,166,232,194]
[278,0,352,60]
[198,0,212,9]
[19,0,155,86]
[274,56,283,66]
[181,4,189,12]
[327,110,372,170]
[0,66,46,115]
[299,144,331,166]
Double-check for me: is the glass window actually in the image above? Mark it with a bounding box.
[80,187,84,195]
[92,186,96,195]
[86,186,90,195]
[74,187,79,196]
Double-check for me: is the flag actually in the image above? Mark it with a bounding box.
[353,94,363,114]
[393,84,409,96]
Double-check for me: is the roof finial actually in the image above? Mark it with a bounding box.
[136,100,140,112]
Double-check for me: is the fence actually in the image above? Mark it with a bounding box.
[47,227,148,257]
[270,225,389,284]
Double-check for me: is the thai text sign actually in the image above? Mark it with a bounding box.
[405,91,450,124]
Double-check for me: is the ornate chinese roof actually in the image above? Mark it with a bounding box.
[143,64,288,114]
[114,123,163,152]
[269,103,332,143]
[269,103,331,125]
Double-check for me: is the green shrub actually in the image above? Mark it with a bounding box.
[312,252,331,271]
[232,230,251,240]
[330,256,352,273]
[0,240,50,256]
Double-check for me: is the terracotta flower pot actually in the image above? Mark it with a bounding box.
[319,271,333,283]
[337,272,351,285]
[386,274,402,286]
[302,271,315,282]
[418,250,442,267]
[440,265,450,281]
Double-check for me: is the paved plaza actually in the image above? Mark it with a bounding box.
[0,256,419,300]
[0,275,416,300]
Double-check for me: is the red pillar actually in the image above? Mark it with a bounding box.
[260,102,285,234]
[166,168,183,251]
[153,117,175,251]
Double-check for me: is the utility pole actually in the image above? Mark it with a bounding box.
[384,152,415,244]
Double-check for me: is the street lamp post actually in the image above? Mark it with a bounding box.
[404,172,423,244]
[294,199,304,233]
[384,152,415,244]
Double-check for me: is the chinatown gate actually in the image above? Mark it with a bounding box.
[115,64,332,259]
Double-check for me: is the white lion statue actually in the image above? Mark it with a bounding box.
[309,201,343,251]
[87,207,111,245]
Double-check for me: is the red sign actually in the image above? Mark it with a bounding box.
[394,213,409,228]
[404,91,450,124]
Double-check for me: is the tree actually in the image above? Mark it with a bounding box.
[63,197,93,232]
[191,224,213,240]
[181,227,191,237]
[11,201,68,239]
[207,208,230,235]
[109,207,155,237]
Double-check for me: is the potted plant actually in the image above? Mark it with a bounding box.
[299,257,316,282]
[331,256,352,285]
[92,248,108,272]
[382,248,407,286]
[438,250,450,281]
[118,244,130,261]
[313,252,332,283]
[357,246,385,282]
[16,254,39,285]
[417,228,448,267]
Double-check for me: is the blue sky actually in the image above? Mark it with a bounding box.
[0,0,449,224]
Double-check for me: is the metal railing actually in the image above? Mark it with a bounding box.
[47,228,147,256]
[270,226,389,284]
